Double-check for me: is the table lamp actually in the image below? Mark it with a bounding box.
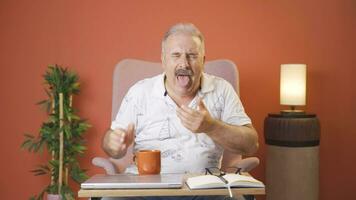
[264,63,320,200]
[280,64,306,114]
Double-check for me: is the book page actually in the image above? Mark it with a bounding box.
[223,174,264,188]
[186,174,225,189]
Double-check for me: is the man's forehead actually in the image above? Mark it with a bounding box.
[164,33,202,52]
[168,47,200,53]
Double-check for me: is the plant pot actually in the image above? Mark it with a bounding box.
[47,194,61,200]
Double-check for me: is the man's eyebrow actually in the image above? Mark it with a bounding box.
[169,51,199,56]
[170,52,181,55]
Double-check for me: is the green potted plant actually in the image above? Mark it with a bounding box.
[21,65,90,200]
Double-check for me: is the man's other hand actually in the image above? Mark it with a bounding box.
[102,123,134,158]
[176,98,215,133]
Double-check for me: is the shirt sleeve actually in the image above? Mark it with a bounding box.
[221,82,252,126]
[110,86,138,131]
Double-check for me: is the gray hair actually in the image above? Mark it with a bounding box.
[161,23,205,55]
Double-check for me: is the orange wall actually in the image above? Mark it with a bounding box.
[0,0,355,199]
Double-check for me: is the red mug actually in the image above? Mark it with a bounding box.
[134,150,161,175]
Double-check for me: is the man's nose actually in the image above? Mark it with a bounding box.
[178,55,189,67]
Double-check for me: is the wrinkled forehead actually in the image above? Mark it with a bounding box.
[163,32,203,54]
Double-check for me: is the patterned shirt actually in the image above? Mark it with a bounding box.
[111,73,251,174]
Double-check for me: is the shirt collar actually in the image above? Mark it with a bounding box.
[152,72,215,98]
[199,72,215,94]
[151,73,167,98]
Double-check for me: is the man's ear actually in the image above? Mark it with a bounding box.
[201,55,206,71]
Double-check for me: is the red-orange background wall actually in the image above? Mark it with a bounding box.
[1,0,355,199]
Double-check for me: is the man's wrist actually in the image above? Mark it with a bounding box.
[205,118,223,136]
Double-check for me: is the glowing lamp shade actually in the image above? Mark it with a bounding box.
[280,64,307,106]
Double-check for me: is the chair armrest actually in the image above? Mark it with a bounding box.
[236,157,260,172]
[92,157,117,175]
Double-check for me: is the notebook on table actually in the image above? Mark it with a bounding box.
[81,173,184,189]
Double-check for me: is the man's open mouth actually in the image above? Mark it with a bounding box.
[175,69,193,87]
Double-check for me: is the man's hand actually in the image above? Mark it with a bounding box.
[102,123,135,158]
[176,98,215,133]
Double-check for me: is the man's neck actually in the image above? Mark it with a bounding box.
[164,79,199,106]
[169,92,196,106]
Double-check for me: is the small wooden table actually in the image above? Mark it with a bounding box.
[78,174,265,199]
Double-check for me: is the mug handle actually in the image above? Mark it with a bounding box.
[133,153,137,165]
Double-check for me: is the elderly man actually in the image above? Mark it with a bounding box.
[102,23,258,200]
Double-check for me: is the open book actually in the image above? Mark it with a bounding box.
[186,174,265,189]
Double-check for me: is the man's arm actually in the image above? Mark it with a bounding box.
[176,99,258,155]
[103,86,138,159]
[205,121,258,155]
[102,124,135,159]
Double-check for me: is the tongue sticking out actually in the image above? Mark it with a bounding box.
[177,75,190,87]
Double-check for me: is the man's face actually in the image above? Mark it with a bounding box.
[161,32,205,98]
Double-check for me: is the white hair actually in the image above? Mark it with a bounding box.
[161,23,205,55]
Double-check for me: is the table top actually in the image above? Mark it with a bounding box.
[78,174,265,198]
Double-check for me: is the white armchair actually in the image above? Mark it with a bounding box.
[92,59,259,175]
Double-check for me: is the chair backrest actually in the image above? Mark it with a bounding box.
[110,58,242,172]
